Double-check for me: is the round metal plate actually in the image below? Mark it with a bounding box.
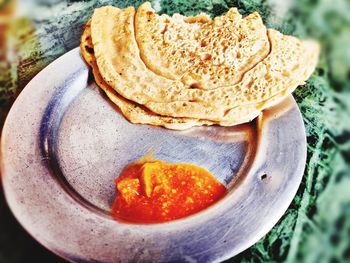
[1,48,306,262]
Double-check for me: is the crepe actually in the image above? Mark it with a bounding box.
[81,3,319,128]
[90,4,319,122]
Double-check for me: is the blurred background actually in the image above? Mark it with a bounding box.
[0,0,349,262]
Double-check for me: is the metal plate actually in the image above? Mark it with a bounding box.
[1,48,306,262]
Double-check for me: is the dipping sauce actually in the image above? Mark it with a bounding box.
[112,159,227,223]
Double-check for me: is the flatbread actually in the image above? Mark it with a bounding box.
[81,20,287,129]
[80,21,214,130]
[135,2,270,89]
[90,4,319,121]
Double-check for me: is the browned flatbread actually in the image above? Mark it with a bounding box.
[81,19,299,129]
[80,21,215,130]
[81,3,319,128]
[135,2,270,90]
[90,4,319,122]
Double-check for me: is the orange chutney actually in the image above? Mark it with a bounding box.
[112,159,227,223]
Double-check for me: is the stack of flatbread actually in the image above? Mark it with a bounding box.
[80,2,319,130]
